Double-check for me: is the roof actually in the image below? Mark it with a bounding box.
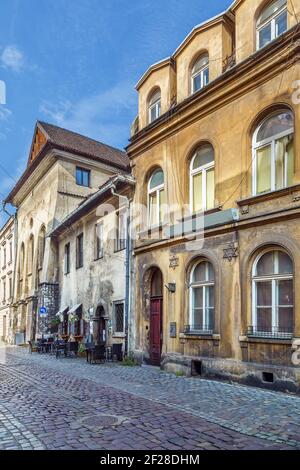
[37,121,129,170]
[136,6,235,90]
[48,174,135,238]
[5,121,130,204]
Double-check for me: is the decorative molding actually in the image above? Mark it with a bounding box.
[169,254,179,269]
[223,242,238,262]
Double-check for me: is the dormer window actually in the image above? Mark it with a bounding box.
[148,89,161,124]
[257,0,287,50]
[191,54,209,94]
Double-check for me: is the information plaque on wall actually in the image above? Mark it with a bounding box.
[170,322,177,338]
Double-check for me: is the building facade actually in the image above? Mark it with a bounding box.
[127,0,300,391]
[48,174,135,354]
[5,121,130,343]
[0,216,15,343]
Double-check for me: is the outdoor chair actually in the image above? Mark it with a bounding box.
[55,340,67,359]
[90,345,106,364]
[28,341,38,354]
[84,342,95,363]
[67,341,78,357]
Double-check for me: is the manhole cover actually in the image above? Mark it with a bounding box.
[78,413,129,431]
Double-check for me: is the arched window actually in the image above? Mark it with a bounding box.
[37,226,46,269]
[148,169,165,227]
[253,110,294,195]
[257,0,287,49]
[191,54,209,94]
[19,243,25,279]
[251,249,293,338]
[189,260,215,334]
[190,144,215,213]
[148,89,161,123]
[28,235,34,274]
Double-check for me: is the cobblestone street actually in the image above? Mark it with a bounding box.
[0,346,299,450]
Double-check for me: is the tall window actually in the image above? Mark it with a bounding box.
[76,167,90,187]
[115,210,127,252]
[148,89,161,123]
[95,222,104,259]
[8,277,12,299]
[190,144,215,213]
[3,247,6,267]
[191,54,209,94]
[189,260,215,334]
[76,234,84,269]
[64,243,70,274]
[257,0,287,49]
[148,169,165,227]
[114,301,125,334]
[9,241,12,263]
[251,249,293,338]
[253,110,294,195]
[28,235,34,274]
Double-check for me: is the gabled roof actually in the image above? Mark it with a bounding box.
[36,121,129,170]
[136,6,235,90]
[48,174,135,238]
[5,121,130,204]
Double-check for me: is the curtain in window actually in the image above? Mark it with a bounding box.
[257,145,271,193]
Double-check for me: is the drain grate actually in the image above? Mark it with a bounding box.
[78,413,129,431]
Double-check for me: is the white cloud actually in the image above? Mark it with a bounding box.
[0,107,12,121]
[1,45,25,72]
[39,81,136,147]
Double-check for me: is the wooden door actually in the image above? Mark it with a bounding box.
[150,298,162,365]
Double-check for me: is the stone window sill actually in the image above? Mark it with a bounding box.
[237,184,300,207]
[180,333,220,341]
[239,335,292,346]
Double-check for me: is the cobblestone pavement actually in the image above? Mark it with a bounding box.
[0,346,299,450]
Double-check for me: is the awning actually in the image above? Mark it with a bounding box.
[68,304,82,315]
[56,307,69,317]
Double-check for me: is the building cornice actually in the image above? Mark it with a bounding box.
[127,26,300,159]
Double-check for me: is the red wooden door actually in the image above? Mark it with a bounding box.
[150,298,162,365]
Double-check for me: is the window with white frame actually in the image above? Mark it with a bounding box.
[191,54,209,94]
[148,89,161,124]
[257,0,287,50]
[148,169,165,227]
[189,260,215,333]
[251,249,293,338]
[190,144,215,213]
[253,110,294,195]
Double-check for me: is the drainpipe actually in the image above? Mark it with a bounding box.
[2,202,17,344]
[111,186,131,357]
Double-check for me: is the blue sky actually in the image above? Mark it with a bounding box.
[0,0,231,221]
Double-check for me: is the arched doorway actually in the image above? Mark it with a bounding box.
[150,268,163,365]
[94,306,107,345]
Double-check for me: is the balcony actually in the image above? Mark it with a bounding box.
[247,325,293,340]
[184,324,214,336]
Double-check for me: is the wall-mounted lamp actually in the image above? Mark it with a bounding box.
[165,282,176,293]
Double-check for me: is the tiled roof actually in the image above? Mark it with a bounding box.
[38,121,129,170]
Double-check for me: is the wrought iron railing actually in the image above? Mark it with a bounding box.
[184,325,214,336]
[247,325,293,340]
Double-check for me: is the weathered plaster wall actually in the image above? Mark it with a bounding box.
[234,0,299,63]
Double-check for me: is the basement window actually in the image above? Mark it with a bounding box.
[191,360,202,377]
[262,372,274,383]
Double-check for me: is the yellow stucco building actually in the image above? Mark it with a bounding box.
[127,0,300,391]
